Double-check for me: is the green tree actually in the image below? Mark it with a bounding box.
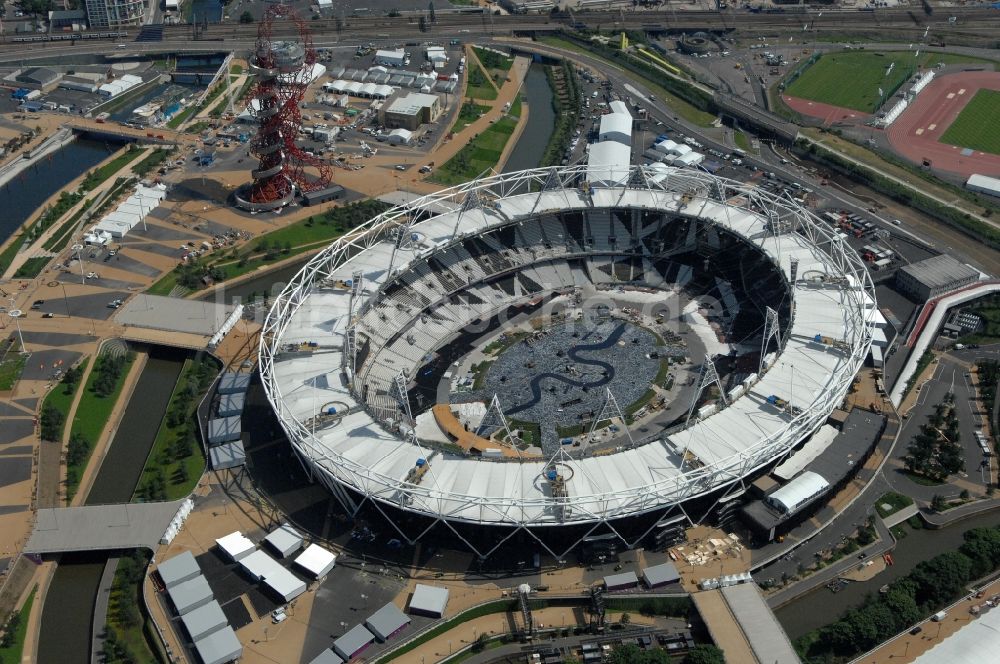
[39,403,64,441]
[682,645,726,664]
[418,15,427,31]
[428,1,435,22]
[931,494,948,512]
[239,10,254,23]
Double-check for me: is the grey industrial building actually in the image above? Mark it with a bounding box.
[365,602,411,641]
[156,550,200,589]
[408,584,449,618]
[12,67,63,91]
[333,624,375,660]
[303,185,346,206]
[895,254,980,301]
[641,562,681,589]
[380,92,441,131]
[604,571,639,591]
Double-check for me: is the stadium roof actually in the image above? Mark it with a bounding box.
[261,166,873,540]
[772,424,839,482]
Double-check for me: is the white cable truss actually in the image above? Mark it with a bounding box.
[256,165,876,552]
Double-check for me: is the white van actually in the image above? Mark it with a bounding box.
[932,610,947,622]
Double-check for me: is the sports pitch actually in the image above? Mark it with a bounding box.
[784,52,915,113]
[939,88,1000,156]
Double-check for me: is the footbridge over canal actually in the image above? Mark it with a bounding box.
[26,500,186,554]
[67,119,197,146]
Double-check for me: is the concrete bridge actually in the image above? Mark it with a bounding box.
[66,119,196,146]
[25,500,185,554]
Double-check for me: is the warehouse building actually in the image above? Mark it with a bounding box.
[381,92,441,131]
[408,584,449,618]
[598,112,633,147]
[966,173,1000,199]
[604,571,639,591]
[333,624,375,660]
[180,600,228,641]
[193,625,242,664]
[303,185,346,206]
[156,550,200,589]
[295,543,337,579]
[264,523,304,558]
[168,575,214,615]
[641,562,681,589]
[896,254,980,301]
[365,603,411,641]
[6,67,63,92]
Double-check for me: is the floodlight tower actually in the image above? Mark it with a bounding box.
[235,4,332,212]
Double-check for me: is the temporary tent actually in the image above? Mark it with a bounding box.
[216,532,255,562]
[295,543,336,579]
[264,523,304,558]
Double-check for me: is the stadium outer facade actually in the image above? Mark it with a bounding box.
[259,165,876,560]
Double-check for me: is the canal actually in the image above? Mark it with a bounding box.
[503,63,556,174]
[37,347,188,664]
[776,510,1000,641]
[0,139,118,248]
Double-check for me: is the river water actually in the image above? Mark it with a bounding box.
[0,139,116,249]
[503,64,556,174]
[37,348,187,664]
[776,510,1000,641]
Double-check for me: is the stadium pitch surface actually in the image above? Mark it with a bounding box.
[939,88,1000,156]
[784,51,996,115]
[785,52,915,113]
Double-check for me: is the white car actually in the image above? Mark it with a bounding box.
[271,609,287,624]
[86,272,98,279]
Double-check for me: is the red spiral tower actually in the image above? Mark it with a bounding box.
[236,5,333,211]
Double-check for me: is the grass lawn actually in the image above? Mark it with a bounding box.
[473,46,514,73]
[429,116,517,186]
[785,52,916,113]
[133,356,217,503]
[786,51,997,114]
[66,352,135,501]
[147,200,387,295]
[453,101,490,132]
[734,129,751,152]
[105,552,157,664]
[0,352,27,390]
[40,357,89,440]
[465,58,498,101]
[0,586,35,664]
[940,89,1000,156]
[13,256,50,279]
[80,147,145,193]
[875,491,914,518]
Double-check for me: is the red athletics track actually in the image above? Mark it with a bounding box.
[887,70,1000,177]
[781,95,868,126]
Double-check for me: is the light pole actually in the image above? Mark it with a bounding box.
[59,282,70,318]
[9,311,25,352]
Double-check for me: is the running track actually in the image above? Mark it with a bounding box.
[887,70,1000,177]
[782,95,867,126]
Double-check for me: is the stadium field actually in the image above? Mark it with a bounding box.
[939,88,1000,156]
[784,52,915,113]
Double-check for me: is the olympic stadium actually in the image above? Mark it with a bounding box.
[259,165,876,560]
